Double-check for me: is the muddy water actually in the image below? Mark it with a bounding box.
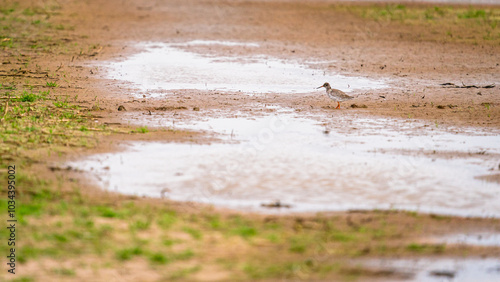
[105,41,387,96]
[72,110,500,217]
[74,40,500,216]
[360,258,500,281]
[426,233,500,247]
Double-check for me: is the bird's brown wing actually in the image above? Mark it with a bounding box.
[332,89,353,100]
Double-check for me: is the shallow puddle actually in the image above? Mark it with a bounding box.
[71,112,500,217]
[360,258,500,281]
[426,233,500,247]
[105,41,387,96]
[87,40,500,216]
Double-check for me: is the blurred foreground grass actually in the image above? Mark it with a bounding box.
[0,171,475,281]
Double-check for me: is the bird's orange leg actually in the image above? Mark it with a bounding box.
[336,102,340,109]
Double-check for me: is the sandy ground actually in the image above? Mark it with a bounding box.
[2,0,500,280]
[11,0,496,129]
[31,0,498,171]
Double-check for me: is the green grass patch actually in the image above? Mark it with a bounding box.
[228,216,258,238]
[182,226,203,240]
[12,277,35,282]
[341,4,500,44]
[94,206,119,218]
[46,81,58,87]
[2,169,486,280]
[0,3,117,167]
[208,214,223,229]
[19,91,44,102]
[129,218,151,231]
[149,252,170,264]
[174,249,195,260]
[266,233,282,243]
[50,233,69,243]
[116,246,143,261]
[232,226,258,238]
[169,265,202,280]
[459,8,486,19]
[289,240,307,253]
[406,243,426,252]
[329,231,356,242]
[0,7,16,16]
[135,126,149,133]
[0,87,110,165]
[17,245,41,263]
[53,101,68,108]
[162,238,179,247]
[157,211,177,229]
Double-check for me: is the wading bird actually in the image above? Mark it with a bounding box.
[317,82,353,109]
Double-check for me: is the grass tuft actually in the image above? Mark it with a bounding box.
[116,247,143,261]
[149,253,170,264]
[182,226,203,240]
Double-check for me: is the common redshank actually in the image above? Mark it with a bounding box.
[317,82,353,109]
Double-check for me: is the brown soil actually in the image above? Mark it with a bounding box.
[81,0,498,126]
[2,0,500,281]
[6,0,498,129]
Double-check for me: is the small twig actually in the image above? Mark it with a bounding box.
[440,82,495,89]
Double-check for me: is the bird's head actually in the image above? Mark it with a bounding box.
[317,82,331,89]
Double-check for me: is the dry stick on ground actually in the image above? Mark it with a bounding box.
[440,82,495,89]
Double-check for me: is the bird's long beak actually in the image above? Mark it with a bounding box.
[316,86,324,89]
